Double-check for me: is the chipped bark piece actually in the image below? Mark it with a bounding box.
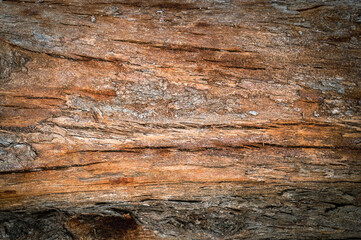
[0,0,361,239]
[65,213,143,239]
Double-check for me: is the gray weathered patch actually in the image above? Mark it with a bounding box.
[0,135,37,171]
[0,41,30,82]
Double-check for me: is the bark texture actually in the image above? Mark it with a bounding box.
[0,0,361,239]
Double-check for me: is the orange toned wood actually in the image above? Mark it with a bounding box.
[0,0,360,239]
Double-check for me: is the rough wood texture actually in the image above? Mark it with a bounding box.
[0,0,360,239]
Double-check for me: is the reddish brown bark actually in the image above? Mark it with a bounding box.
[0,0,360,239]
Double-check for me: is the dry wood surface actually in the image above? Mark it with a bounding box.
[0,0,361,239]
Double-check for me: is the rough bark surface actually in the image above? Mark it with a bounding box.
[0,0,361,239]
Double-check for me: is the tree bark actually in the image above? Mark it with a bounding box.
[0,0,360,239]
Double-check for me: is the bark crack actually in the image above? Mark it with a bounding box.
[0,161,103,175]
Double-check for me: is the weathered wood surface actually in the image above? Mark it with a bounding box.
[0,0,361,239]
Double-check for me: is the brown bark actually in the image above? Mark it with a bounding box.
[0,0,360,239]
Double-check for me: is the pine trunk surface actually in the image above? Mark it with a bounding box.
[0,0,361,239]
